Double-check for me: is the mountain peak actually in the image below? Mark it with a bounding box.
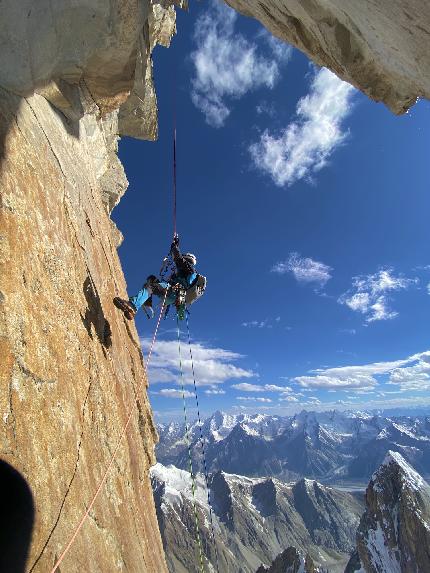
[354,451,430,572]
[375,450,427,492]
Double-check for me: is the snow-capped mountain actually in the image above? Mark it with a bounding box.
[151,463,363,573]
[256,546,322,573]
[156,410,430,482]
[346,451,430,573]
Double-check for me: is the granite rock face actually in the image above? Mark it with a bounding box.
[0,86,168,573]
[350,451,430,573]
[0,1,177,571]
[224,0,430,114]
[0,0,177,141]
[2,0,430,572]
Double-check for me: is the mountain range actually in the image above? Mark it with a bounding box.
[156,410,430,482]
[151,464,363,572]
[151,452,430,573]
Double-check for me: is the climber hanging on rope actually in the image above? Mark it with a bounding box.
[114,234,206,321]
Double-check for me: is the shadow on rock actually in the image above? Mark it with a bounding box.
[0,82,82,172]
[0,87,21,170]
[0,459,35,573]
[81,276,112,349]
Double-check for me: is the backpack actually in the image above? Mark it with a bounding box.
[185,274,207,305]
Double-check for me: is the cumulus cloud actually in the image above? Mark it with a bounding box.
[237,396,273,403]
[388,352,430,391]
[272,252,332,287]
[249,67,355,186]
[142,338,255,387]
[232,383,292,393]
[338,268,417,322]
[293,350,430,391]
[204,389,226,395]
[156,389,194,399]
[279,395,299,402]
[427,282,430,295]
[191,0,289,127]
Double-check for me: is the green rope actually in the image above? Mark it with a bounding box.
[176,315,206,573]
[185,313,221,573]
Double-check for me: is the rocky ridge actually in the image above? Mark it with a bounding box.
[348,451,430,573]
[256,547,322,573]
[151,463,363,572]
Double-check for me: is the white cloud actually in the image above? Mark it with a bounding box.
[339,268,417,322]
[279,395,299,402]
[242,319,271,328]
[294,350,430,390]
[204,389,226,395]
[237,396,272,403]
[242,316,282,329]
[249,67,355,186]
[388,352,430,391]
[156,389,194,399]
[232,383,292,393]
[142,338,254,386]
[265,384,293,393]
[229,394,430,417]
[191,0,289,127]
[272,252,332,287]
[259,29,293,63]
[427,281,430,295]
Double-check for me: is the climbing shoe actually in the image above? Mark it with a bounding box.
[113,297,137,321]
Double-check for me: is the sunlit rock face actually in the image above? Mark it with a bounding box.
[1,0,430,571]
[0,1,176,571]
[0,0,177,141]
[224,0,430,114]
[348,451,430,573]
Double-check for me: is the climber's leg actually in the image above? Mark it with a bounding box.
[129,285,151,311]
[114,279,153,321]
[147,277,176,306]
[113,297,138,320]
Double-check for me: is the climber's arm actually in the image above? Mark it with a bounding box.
[170,236,193,275]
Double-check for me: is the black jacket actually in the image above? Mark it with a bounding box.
[170,243,196,280]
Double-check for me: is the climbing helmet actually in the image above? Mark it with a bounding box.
[183,253,197,266]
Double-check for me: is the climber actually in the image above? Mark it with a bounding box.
[113,234,206,321]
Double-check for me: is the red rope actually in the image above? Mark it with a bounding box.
[173,125,177,238]
[50,292,168,572]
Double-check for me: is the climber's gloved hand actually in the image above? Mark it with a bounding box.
[171,234,179,250]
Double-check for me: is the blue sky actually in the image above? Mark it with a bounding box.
[113,1,430,421]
